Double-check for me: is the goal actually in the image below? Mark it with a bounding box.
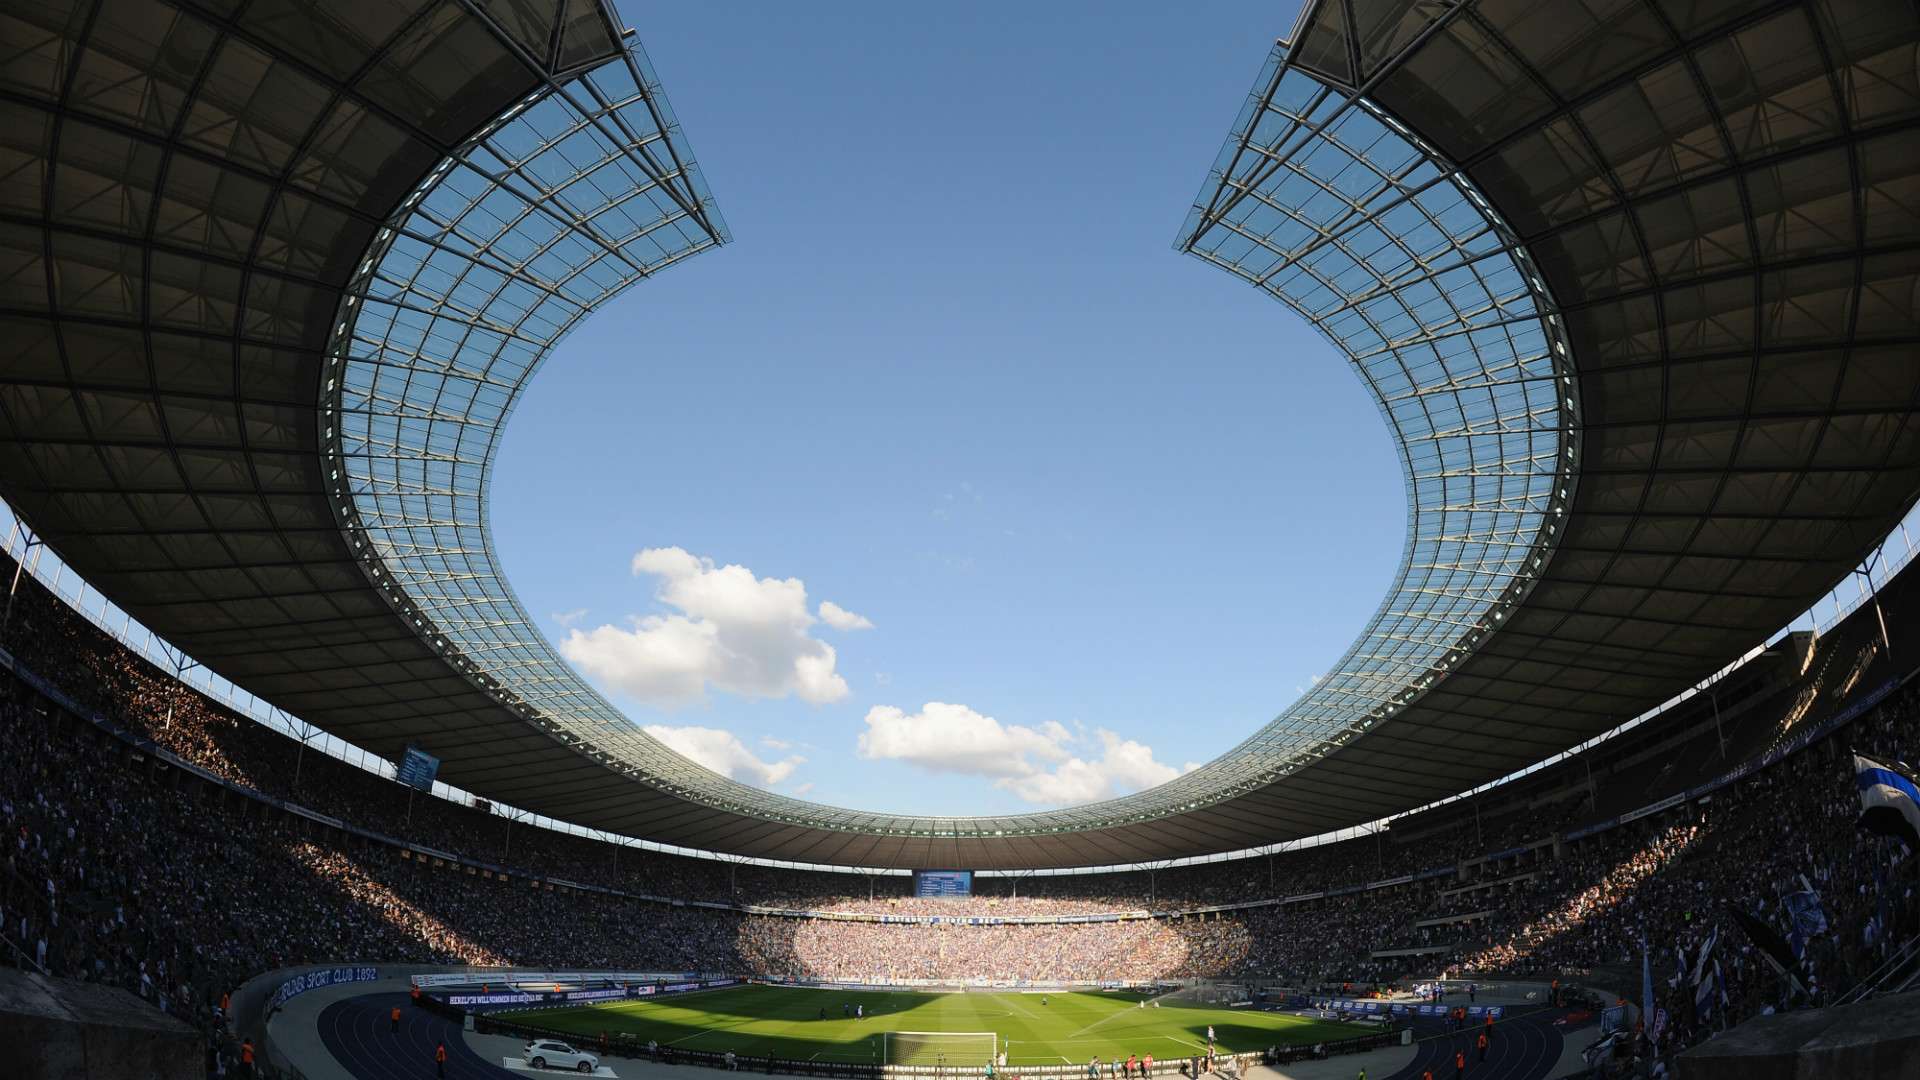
[883,1031,998,1068]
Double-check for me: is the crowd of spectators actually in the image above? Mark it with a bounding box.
[0,682,758,1073]
[757,895,1147,917]
[2,552,1919,1076]
[736,914,1250,983]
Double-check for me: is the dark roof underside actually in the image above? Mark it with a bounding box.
[0,0,1917,868]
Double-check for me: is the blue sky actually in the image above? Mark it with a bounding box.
[489,0,1405,817]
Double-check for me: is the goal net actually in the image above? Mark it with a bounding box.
[883,1031,998,1067]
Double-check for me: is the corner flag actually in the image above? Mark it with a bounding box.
[1855,754,1920,848]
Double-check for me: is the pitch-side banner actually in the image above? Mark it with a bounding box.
[447,978,738,1010]
[268,966,379,1012]
[411,971,696,988]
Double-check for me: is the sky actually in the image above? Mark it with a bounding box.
[488,0,1406,818]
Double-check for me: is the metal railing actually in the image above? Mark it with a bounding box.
[1835,933,1920,1006]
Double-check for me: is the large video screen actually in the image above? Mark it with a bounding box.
[913,869,973,898]
[396,746,441,791]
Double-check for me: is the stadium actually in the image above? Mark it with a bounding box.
[1,0,1919,1078]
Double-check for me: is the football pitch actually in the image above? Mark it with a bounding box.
[509,985,1375,1066]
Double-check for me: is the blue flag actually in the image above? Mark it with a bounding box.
[1782,881,1827,960]
[1691,925,1720,1021]
[1856,755,1920,848]
[1640,938,1655,1042]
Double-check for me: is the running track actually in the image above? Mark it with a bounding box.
[319,991,523,1080]
[1379,1006,1588,1080]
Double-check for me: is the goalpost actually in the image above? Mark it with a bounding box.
[883,1031,998,1068]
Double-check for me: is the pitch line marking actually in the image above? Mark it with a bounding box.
[667,1023,753,1047]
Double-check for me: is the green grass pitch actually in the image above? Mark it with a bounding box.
[510,985,1375,1066]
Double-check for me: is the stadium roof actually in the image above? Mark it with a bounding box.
[2,0,1917,870]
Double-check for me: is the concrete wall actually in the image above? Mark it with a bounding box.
[1677,990,1920,1079]
[0,968,200,1080]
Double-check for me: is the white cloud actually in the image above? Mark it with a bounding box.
[858,702,1071,779]
[551,608,589,628]
[998,731,1200,806]
[557,547,851,707]
[644,724,803,788]
[857,702,1192,806]
[818,601,874,631]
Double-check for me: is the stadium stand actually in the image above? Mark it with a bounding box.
[3,543,1917,1074]
[4,0,1920,1075]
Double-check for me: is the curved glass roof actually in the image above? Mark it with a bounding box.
[4,0,1914,868]
[1167,52,1578,796]
[323,37,740,801]
[326,31,1575,837]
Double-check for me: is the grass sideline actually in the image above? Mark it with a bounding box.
[509,985,1373,1065]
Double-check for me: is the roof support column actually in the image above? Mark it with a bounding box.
[2,520,42,643]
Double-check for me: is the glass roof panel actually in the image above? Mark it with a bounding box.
[326,29,1577,839]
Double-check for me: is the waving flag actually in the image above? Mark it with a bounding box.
[1640,938,1655,1042]
[1727,902,1809,999]
[1855,755,1920,848]
[1691,925,1720,1021]
[1781,878,1827,960]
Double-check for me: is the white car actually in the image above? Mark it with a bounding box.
[523,1039,598,1073]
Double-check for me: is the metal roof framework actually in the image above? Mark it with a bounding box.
[2,0,1917,869]
[1164,0,1920,835]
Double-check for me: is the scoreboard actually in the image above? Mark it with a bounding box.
[913,869,973,898]
[396,746,441,791]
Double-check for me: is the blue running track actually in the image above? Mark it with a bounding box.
[319,991,522,1080]
[1379,1006,1587,1080]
